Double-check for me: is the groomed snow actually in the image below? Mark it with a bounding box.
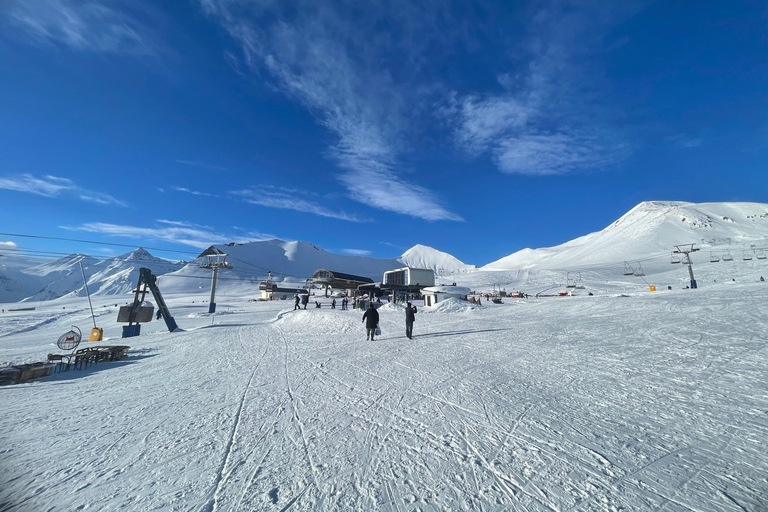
[1,278,766,511]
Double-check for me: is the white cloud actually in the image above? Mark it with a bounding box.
[0,174,128,207]
[340,249,371,256]
[200,0,462,222]
[60,221,242,249]
[173,187,220,198]
[231,188,366,223]
[0,241,19,250]
[667,134,703,148]
[445,4,641,176]
[6,0,157,55]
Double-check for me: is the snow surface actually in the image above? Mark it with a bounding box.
[484,201,768,270]
[1,200,767,510]
[1,274,766,511]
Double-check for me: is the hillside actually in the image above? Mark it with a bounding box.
[484,201,768,270]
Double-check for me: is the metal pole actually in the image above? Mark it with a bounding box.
[209,267,219,313]
[79,261,97,329]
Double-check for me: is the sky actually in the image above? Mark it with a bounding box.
[0,0,766,266]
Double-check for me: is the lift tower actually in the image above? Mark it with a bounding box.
[199,253,233,313]
[673,244,700,289]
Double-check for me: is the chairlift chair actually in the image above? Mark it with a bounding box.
[756,250,767,260]
[623,262,635,275]
[670,254,681,264]
[722,251,733,261]
[633,263,645,277]
[710,252,720,263]
[743,251,752,261]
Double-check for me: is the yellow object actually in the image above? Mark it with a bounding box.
[648,285,656,292]
[88,327,104,341]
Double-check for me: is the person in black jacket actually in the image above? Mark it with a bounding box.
[362,303,379,341]
[405,302,417,339]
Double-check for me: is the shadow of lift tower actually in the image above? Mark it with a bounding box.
[199,253,233,313]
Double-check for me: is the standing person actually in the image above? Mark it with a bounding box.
[405,302,417,339]
[362,303,379,341]
[294,295,301,311]
[302,294,309,310]
[331,298,337,309]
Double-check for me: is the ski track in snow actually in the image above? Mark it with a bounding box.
[0,281,767,511]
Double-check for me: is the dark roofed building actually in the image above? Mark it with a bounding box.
[311,269,374,291]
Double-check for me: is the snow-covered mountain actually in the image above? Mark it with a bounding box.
[159,240,471,295]
[3,249,184,303]
[399,244,474,274]
[484,201,768,270]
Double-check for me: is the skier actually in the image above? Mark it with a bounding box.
[405,302,417,339]
[294,295,301,310]
[362,303,379,341]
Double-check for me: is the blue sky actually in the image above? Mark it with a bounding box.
[1,0,766,266]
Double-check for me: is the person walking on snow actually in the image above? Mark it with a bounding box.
[294,295,301,310]
[362,303,379,341]
[405,301,417,339]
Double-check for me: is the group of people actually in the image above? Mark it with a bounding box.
[294,295,357,311]
[294,293,419,340]
[361,301,418,341]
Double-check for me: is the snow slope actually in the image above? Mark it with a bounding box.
[485,201,768,270]
[399,244,473,273]
[159,240,471,296]
[18,248,183,302]
[1,278,766,511]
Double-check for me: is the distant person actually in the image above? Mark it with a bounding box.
[668,286,672,290]
[331,298,336,309]
[294,295,301,310]
[302,294,309,310]
[362,303,379,341]
[315,301,321,308]
[342,297,348,310]
[156,309,162,320]
[761,276,765,282]
[405,302,417,339]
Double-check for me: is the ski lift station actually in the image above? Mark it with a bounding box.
[258,282,308,300]
[382,267,434,290]
[311,269,374,296]
[422,285,471,306]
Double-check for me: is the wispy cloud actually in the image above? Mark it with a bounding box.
[0,174,128,206]
[444,4,641,176]
[173,187,220,198]
[60,220,274,249]
[175,160,229,171]
[231,188,365,223]
[6,0,158,55]
[667,133,703,148]
[340,249,371,256]
[200,1,463,222]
